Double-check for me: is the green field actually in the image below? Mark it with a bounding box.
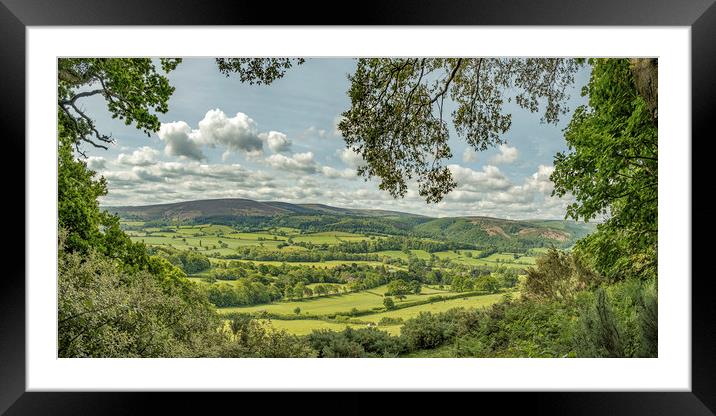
[124,222,532,336]
[361,292,509,323]
[239,291,508,336]
[126,223,539,270]
[292,231,375,245]
[218,285,461,316]
[259,319,402,336]
[375,249,433,261]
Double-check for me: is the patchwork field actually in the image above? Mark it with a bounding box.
[250,290,511,336]
[124,221,533,336]
[216,287,450,316]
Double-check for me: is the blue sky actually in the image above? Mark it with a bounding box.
[82,58,591,219]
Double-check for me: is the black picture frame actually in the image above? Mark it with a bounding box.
[2,0,711,414]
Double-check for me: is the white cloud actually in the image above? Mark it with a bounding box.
[157,109,301,160]
[157,121,205,161]
[523,164,555,194]
[338,148,365,168]
[490,144,519,164]
[117,146,160,166]
[86,156,106,171]
[321,166,357,179]
[259,131,292,153]
[462,148,479,163]
[448,164,512,192]
[194,109,263,155]
[265,152,319,174]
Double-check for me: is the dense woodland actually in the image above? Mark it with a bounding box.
[58,57,657,358]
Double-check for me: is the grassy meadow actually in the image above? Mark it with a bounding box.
[125,222,532,337]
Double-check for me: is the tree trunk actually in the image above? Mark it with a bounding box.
[629,58,658,122]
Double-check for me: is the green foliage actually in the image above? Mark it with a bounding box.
[58,58,180,151]
[399,308,483,351]
[572,279,657,357]
[412,217,592,250]
[149,246,211,274]
[58,132,152,272]
[400,312,450,350]
[474,274,501,294]
[307,327,406,358]
[338,58,583,202]
[221,316,315,358]
[452,299,578,358]
[58,230,221,357]
[204,280,278,307]
[552,58,658,281]
[383,296,396,310]
[384,279,412,297]
[523,248,602,302]
[215,58,304,85]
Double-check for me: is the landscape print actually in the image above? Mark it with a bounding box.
[58,58,657,358]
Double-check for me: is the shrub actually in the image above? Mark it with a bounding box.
[400,312,449,350]
[523,248,602,302]
[378,317,404,326]
[307,327,406,357]
[572,279,657,357]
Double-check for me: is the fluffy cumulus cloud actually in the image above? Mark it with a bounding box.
[157,109,296,161]
[117,146,160,166]
[158,121,206,161]
[265,152,319,174]
[448,164,512,192]
[490,144,519,164]
[194,109,263,155]
[259,131,292,153]
[523,164,556,194]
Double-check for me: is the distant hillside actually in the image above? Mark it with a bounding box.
[107,198,289,221]
[107,198,595,249]
[413,216,595,249]
[106,198,425,222]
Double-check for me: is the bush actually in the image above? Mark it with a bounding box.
[523,248,602,302]
[400,312,449,350]
[572,279,657,357]
[378,317,404,326]
[58,230,222,358]
[307,327,406,358]
[221,316,315,358]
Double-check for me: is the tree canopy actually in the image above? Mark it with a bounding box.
[338,58,584,202]
[551,58,658,281]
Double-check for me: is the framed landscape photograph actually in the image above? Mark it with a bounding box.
[4,0,713,413]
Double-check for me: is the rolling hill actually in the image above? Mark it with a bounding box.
[107,198,596,248]
[107,198,426,221]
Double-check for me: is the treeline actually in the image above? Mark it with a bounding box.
[218,246,383,263]
[325,236,474,254]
